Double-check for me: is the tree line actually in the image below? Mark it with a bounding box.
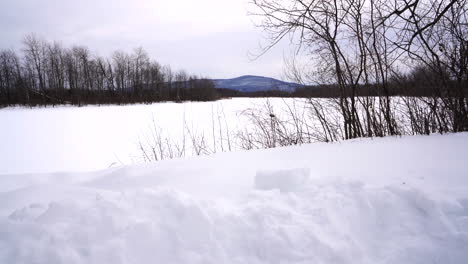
[0,34,217,106]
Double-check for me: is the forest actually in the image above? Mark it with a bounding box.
[0,34,217,106]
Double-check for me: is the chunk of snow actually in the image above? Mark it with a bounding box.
[255,168,310,192]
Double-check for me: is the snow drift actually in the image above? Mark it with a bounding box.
[1,133,468,264]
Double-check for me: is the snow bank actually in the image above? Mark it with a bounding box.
[1,133,468,263]
[2,183,467,264]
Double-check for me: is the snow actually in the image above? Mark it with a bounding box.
[255,168,310,192]
[0,97,437,175]
[0,99,257,175]
[1,132,468,263]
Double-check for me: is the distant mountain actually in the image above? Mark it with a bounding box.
[212,75,302,93]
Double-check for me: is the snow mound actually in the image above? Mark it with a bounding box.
[255,168,310,192]
[1,133,468,263]
[1,183,467,264]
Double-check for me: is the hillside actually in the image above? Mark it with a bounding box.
[1,133,468,263]
[213,75,302,92]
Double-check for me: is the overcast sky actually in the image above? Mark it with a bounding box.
[0,0,293,79]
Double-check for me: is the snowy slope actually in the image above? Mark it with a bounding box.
[213,75,302,92]
[1,133,468,264]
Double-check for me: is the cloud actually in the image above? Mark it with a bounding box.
[0,0,291,79]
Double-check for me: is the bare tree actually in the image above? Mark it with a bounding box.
[0,34,217,106]
[22,33,47,101]
[251,0,467,139]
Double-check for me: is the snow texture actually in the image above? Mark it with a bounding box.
[1,133,468,264]
[255,168,310,192]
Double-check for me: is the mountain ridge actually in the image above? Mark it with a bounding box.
[212,75,302,93]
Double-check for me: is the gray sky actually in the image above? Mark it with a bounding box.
[0,0,292,79]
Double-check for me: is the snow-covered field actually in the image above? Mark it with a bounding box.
[1,101,468,263]
[0,98,263,174]
[0,133,467,263]
[0,97,433,175]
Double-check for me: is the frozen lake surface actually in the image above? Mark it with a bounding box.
[0,98,271,174]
